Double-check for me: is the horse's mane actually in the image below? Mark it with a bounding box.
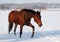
[21,9,36,13]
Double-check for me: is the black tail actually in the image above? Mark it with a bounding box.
[8,22,13,34]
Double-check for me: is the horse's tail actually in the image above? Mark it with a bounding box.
[8,22,13,34]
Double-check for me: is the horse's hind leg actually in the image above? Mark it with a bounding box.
[20,25,23,38]
[14,24,17,35]
[8,22,13,34]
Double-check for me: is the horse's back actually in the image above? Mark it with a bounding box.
[9,11,19,15]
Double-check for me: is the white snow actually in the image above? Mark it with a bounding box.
[0,10,60,42]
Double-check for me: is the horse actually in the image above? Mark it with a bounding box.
[8,9,42,38]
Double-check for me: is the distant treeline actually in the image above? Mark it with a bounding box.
[0,3,60,10]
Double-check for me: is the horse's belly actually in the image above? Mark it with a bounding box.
[13,19,24,25]
[13,21,19,24]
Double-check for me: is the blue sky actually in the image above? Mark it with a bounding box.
[0,0,60,4]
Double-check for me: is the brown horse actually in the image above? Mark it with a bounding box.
[8,9,42,38]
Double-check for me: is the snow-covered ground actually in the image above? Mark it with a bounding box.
[0,10,60,42]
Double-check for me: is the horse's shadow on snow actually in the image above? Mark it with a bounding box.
[0,30,60,42]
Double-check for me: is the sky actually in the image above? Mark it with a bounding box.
[0,0,60,4]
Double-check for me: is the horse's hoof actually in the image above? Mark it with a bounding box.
[14,34,15,35]
[8,32,10,34]
[20,35,22,38]
[31,36,33,38]
[19,36,21,38]
[31,34,34,38]
[14,33,16,35]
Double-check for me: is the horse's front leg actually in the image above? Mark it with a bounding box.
[27,23,35,38]
[20,25,23,38]
[14,24,17,35]
[29,24,34,38]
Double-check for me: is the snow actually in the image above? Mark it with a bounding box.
[0,10,60,42]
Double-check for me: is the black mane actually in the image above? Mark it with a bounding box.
[22,9,36,13]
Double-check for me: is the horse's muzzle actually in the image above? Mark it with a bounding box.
[39,24,42,27]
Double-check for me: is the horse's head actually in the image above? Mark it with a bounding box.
[34,11,42,27]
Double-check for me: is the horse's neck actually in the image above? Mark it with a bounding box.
[32,14,36,18]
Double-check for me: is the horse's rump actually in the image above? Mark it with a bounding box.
[8,11,24,24]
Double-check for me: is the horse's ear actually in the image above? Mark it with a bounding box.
[37,11,40,14]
